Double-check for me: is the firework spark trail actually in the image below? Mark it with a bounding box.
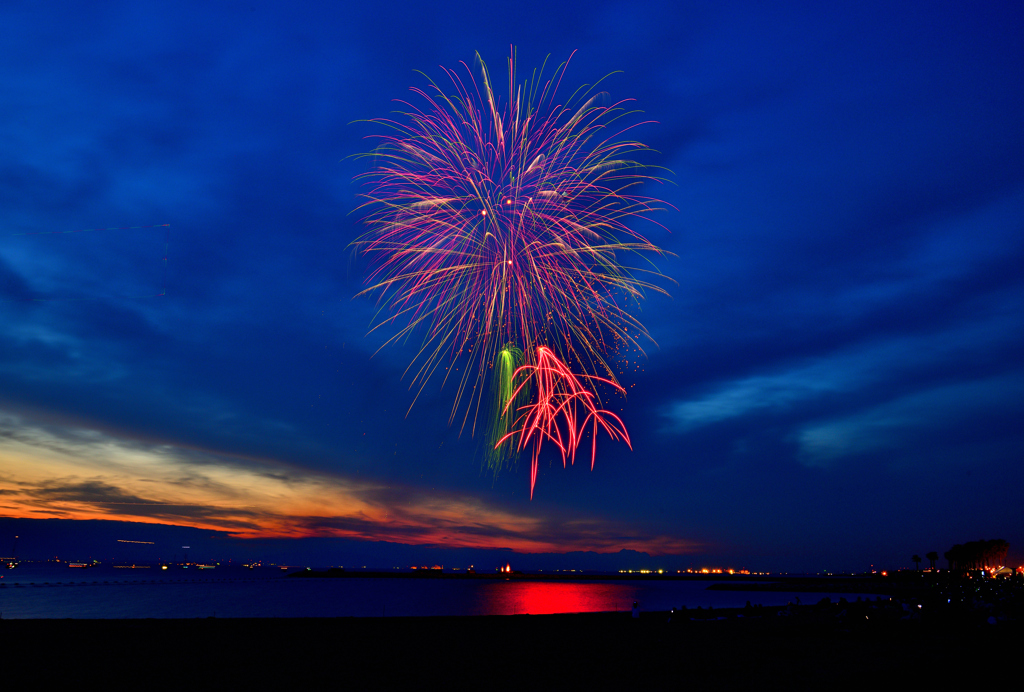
[353,50,667,493]
[498,347,630,498]
[486,344,530,474]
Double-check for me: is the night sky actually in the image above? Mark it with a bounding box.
[1,1,1021,573]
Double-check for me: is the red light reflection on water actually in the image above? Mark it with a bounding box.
[476,581,637,615]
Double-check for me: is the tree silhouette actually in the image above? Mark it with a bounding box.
[926,551,938,570]
[911,554,922,571]
[987,539,1009,567]
[943,539,1009,573]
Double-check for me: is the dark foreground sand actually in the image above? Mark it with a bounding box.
[2,608,1016,687]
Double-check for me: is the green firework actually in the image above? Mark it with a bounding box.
[486,344,529,474]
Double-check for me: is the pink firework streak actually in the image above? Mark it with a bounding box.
[353,50,669,494]
[354,50,669,427]
[499,346,631,498]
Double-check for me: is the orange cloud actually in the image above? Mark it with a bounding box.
[0,410,699,555]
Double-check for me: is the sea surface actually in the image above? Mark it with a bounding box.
[0,564,874,619]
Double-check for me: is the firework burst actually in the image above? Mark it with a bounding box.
[353,50,669,492]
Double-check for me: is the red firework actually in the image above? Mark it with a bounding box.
[498,346,631,498]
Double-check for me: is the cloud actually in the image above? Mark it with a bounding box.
[661,309,1022,433]
[796,372,1024,467]
[0,255,32,300]
[0,407,695,554]
[663,366,846,432]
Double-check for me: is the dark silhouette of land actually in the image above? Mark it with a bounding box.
[2,605,1017,686]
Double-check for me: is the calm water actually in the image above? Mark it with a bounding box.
[0,564,869,619]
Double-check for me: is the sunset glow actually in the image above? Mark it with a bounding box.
[0,410,694,554]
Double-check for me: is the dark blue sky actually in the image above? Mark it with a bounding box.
[1,0,1021,572]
